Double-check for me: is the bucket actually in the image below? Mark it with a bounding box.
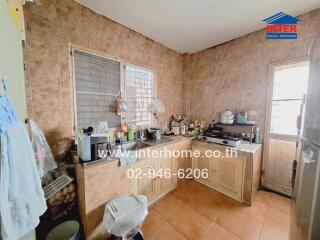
[45,220,80,240]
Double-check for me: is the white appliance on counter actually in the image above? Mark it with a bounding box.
[77,133,111,162]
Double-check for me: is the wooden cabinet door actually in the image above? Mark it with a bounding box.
[158,157,177,197]
[131,160,157,203]
[209,156,218,187]
[216,156,245,200]
[192,146,212,185]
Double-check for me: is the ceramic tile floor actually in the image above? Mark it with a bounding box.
[142,180,291,240]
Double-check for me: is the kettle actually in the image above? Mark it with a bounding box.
[220,109,234,124]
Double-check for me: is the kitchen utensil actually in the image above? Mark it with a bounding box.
[156,130,161,141]
[98,121,109,133]
[236,112,247,124]
[117,93,128,115]
[128,127,136,142]
[148,98,165,119]
[172,126,180,135]
[254,128,260,144]
[147,128,160,139]
[220,109,234,124]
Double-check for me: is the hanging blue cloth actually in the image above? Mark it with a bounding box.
[0,78,47,240]
[0,79,19,133]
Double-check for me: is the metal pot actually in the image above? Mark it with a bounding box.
[220,109,234,124]
[147,128,159,139]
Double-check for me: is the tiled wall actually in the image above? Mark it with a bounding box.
[184,9,320,137]
[23,0,183,150]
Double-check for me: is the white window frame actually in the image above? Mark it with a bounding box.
[123,63,156,127]
[262,57,309,193]
[265,59,309,140]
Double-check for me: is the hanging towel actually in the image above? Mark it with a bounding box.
[0,79,47,240]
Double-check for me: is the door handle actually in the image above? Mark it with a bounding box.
[291,159,297,189]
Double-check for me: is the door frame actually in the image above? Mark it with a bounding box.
[262,57,309,193]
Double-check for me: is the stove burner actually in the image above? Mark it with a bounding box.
[202,129,243,147]
[203,132,241,141]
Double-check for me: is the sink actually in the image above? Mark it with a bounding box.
[144,137,173,145]
[120,141,151,151]
[116,142,151,166]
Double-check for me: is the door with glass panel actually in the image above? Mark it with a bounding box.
[263,60,309,195]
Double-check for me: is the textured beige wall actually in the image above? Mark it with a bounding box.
[23,0,183,149]
[24,0,320,149]
[184,9,320,137]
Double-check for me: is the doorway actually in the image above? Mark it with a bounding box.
[263,59,309,196]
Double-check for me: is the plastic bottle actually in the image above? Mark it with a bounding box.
[255,128,260,144]
[127,126,135,142]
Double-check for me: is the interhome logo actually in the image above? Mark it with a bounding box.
[263,12,300,39]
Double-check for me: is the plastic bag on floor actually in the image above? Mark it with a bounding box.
[103,194,148,239]
[29,119,57,177]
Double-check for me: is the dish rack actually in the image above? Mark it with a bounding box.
[43,174,73,200]
[42,173,77,221]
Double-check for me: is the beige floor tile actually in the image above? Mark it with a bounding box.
[269,193,292,215]
[153,195,212,240]
[173,184,225,220]
[216,208,263,240]
[181,179,210,194]
[264,207,291,232]
[152,194,182,220]
[260,223,289,240]
[187,191,222,221]
[147,221,188,240]
[148,181,290,240]
[254,190,272,205]
[240,200,268,221]
[205,187,235,206]
[142,208,166,237]
[202,223,240,240]
[215,198,246,216]
[171,182,200,203]
[219,198,267,222]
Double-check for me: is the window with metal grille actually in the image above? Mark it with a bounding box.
[124,64,155,126]
[73,50,121,132]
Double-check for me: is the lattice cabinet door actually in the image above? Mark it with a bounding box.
[131,160,157,203]
[216,156,245,200]
[192,146,212,186]
[158,157,177,196]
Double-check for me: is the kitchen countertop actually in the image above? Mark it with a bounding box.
[237,141,262,153]
[74,135,193,167]
[193,138,262,154]
[74,135,261,167]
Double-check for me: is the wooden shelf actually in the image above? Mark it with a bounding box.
[216,122,256,127]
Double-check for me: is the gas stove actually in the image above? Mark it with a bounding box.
[201,131,242,147]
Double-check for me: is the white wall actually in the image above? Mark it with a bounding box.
[0,0,27,120]
[0,0,33,239]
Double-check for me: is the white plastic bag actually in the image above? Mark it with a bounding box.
[103,194,148,239]
[29,119,57,177]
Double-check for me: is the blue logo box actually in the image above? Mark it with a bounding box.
[266,33,297,39]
